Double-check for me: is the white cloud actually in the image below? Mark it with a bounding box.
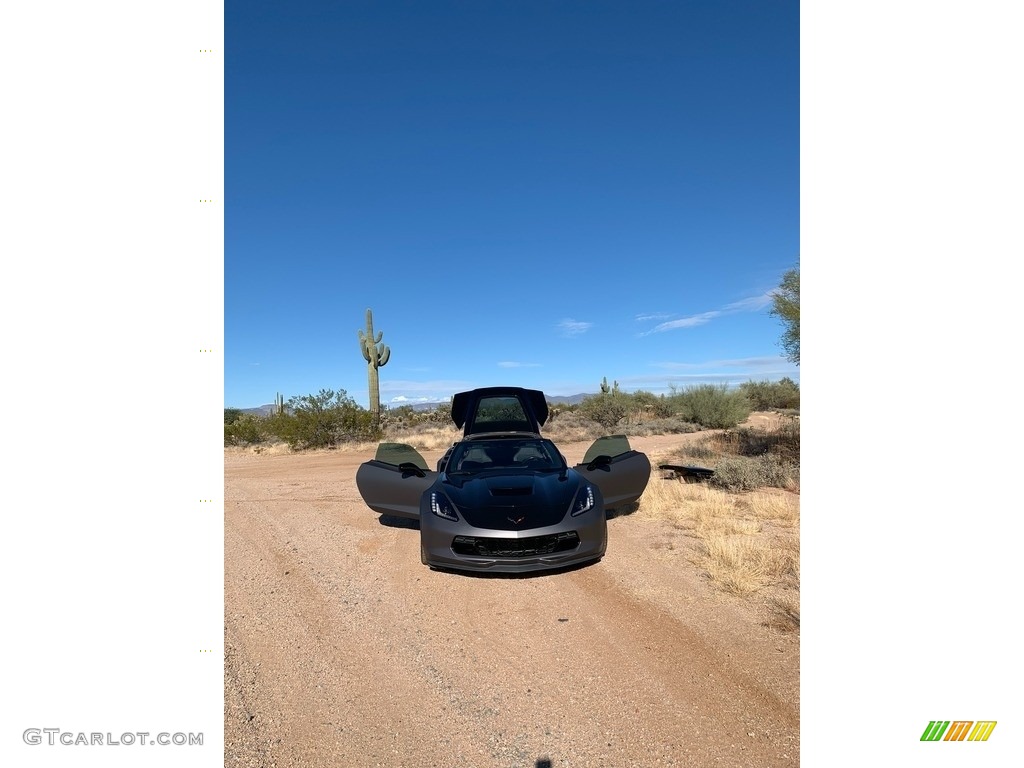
[641,311,721,335]
[557,319,592,337]
[379,379,473,404]
[639,292,775,335]
[653,356,791,371]
[725,291,775,312]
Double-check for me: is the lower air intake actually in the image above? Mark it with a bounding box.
[451,532,580,558]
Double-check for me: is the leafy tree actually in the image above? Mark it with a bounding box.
[770,266,800,364]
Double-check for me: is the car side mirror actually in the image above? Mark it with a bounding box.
[585,454,612,471]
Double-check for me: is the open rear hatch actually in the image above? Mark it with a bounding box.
[451,387,548,436]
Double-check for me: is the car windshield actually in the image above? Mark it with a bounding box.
[448,438,563,473]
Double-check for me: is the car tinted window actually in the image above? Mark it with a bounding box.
[449,438,562,472]
[374,442,429,470]
[581,435,633,464]
[471,396,534,432]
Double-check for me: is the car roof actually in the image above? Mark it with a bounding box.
[450,387,548,436]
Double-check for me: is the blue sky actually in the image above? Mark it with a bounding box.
[225,0,799,408]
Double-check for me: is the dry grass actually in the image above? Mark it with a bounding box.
[641,453,799,625]
[224,441,294,457]
[225,425,462,457]
[766,593,801,632]
[738,489,800,527]
[543,412,606,443]
[347,425,461,455]
[702,537,770,596]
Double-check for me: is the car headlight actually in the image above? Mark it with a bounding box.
[571,484,595,517]
[430,491,460,522]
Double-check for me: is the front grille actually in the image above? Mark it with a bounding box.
[451,532,580,558]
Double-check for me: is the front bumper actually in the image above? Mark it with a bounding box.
[419,509,607,574]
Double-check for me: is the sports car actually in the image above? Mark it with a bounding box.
[355,387,651,573]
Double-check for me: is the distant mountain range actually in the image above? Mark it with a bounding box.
[234,392,592,416]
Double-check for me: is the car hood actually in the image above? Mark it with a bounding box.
[441,469,582,530]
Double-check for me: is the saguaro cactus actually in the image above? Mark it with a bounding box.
[357,308,391,426]
[274,392,284,415]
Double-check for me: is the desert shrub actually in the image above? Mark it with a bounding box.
[542,410,605,443]
[579,392,629,428]
[711,455,793,492]
[379,402,456,431]
[715,421,800,463]
[272,388,377,449]
[685,443,718,461]
[421,402,451,424]
[260,411,290,440]
[380,405,416,431]
[767,420,800,462]
[547,402,583,423]
[224,408,244,425]
[620,417,702,437]
[738,377,800,410]
[224,414,268,446]
[626,390,674,420]
[666,384,751,428]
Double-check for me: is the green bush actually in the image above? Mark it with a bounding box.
[626,390,674,420]
[579,392,629,428]
[666,384,751,429]
[224,414,267,446]
[738,377,800,410]
[270,388,377,449]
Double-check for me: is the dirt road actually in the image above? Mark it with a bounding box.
[225,435,799,767]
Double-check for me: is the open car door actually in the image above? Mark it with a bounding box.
[355,443,436,520]
[574,435,651,511]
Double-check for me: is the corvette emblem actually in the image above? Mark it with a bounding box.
[508,516,526,525]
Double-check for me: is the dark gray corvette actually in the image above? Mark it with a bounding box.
[355,387,651,573]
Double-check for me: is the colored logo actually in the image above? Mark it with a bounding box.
[921,721,997,742]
